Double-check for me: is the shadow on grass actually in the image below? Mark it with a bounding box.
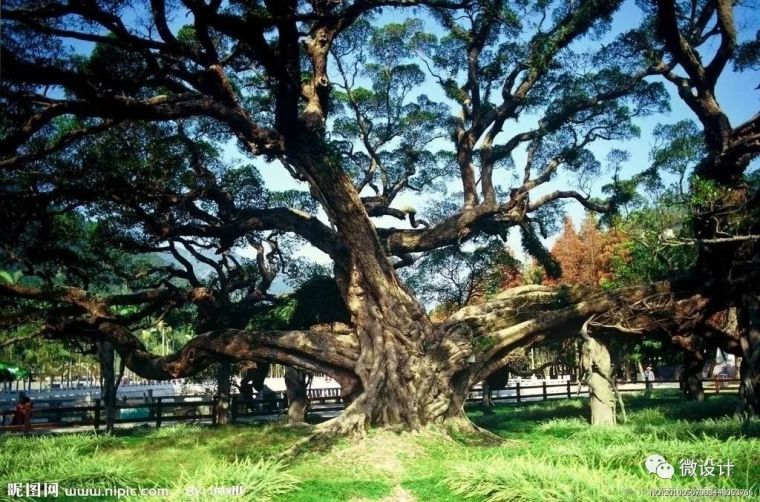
[469,400,588,435]
[469,392,757,439]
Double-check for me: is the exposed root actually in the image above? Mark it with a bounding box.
[278,409,368,459]
[277,410,503,460]
[441,415,503,446]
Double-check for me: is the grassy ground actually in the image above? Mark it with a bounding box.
[1,391,758,501]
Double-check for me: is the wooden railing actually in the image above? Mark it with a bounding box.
[0,378,741,431]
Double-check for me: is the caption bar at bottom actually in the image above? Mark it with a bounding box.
[7,483,245,498]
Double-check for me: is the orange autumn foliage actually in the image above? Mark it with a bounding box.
[550,215,626,286]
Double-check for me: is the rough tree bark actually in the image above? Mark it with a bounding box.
[579,331,617,426]
[0,0,756,440]
[284,367,309,425]
[287,145,476,433]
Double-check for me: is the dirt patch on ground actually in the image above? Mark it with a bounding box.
[320,429,424,478]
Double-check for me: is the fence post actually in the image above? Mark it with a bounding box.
[542,381,547,401]
[230,395,238,424]
[155,397,162,428]
[94,398,101,431]
[566,380,571,399]
[516,381,521,403]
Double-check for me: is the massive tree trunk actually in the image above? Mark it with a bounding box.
[580,335,616,426]
[290,145,474,432]
[284,367,309,425]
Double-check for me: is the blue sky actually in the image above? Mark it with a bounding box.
[229,0,759,268]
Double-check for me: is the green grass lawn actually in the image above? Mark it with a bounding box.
[1,391,758,501]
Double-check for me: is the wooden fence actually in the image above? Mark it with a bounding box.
[0,378,741,432]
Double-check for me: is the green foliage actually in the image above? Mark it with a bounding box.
[648,120,704,195]
[734,30,760,72]
[625,338,665,364]
[139,321,193,357]
[1,326,81,381]
[0,270,17,285]
[522,265,547,285]
[0,434,139,500]
[1,395,755,502]
[404,240,520,311]
[249,276,349,330]
[605,194,697,288]
[167,457,299,502]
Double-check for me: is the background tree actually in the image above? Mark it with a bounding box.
[404,240,521,319]
[550,215,625,287]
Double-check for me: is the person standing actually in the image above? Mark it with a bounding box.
[11,394,33,434]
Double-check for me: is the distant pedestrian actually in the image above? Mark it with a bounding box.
[645,366,655,381]
[11,394,33,433]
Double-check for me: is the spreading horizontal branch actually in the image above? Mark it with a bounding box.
[45,319,361,385]
[0,332,41,350]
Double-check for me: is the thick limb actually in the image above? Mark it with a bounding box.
[45,320,361,391]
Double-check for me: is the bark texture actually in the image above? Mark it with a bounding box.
[284,367,309,425]
[580,335,616,426]
[288,146,475,432]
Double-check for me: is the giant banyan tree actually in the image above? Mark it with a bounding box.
[1,0,758,434]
